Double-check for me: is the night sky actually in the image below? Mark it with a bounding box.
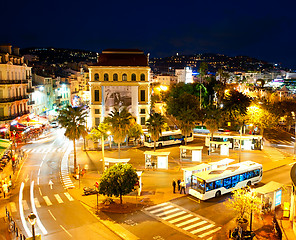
[2,0,296,69]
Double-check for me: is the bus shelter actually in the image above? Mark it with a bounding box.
[144,151,170,170]
[252,181,284,211]
[104,157,130,169]
[209,141,230,156]
[180,146,203,162]
[182,164,211,185]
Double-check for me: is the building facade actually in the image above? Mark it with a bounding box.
[175,67,193,84]
[0,45,32,123]
[89,49,150,127]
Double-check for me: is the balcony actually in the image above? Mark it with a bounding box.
[27,100,35,105]
[0,110,30,121]
[27,88,34,93]
[0,80,28,84]
[53,84,57,88]
[57,95,62,99]
[0,95,29,103]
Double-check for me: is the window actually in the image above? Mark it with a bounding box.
[140,74,145,81]
[223,177,232,189]
[140,109,145,114]
[214,179,223,189]
[206,182,214,192]
[140,90,145,101]
[231,175,239,187]
[94,90,100,101]
[239,173,245,182]
[122,73,127,81]
[131,73,136,81]
[104,73,109,81]
[113,73,118,81]
[95,109,100,114]
[95,118,100,126]
[141,117,146,125]
[254,169,260,177]
[94,73,99,81]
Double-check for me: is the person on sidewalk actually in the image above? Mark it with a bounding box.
[2,181,8,198]
[172,180,176,193]
[177,179,181,191]
[180,181,186,194]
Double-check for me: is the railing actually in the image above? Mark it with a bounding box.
[0,80,28,84]
[27,88,34,93]
[0,110,30,121]
[0,95,30,103]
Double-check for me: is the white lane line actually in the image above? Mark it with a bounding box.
[38,168,41,176]
[34,198,41,208]
[9,202,17,213]
[162,211,186,220]
[150,205,173,214]
[39,187,43,196]
[176,217,198,227]
[60,225,72,237]
[145,202,169,211]
[43,196,53,206]
[48,210,56,221]
[199,227,221,238]
[191,223,214,234]
[40,161,43,167]
[30,181,48,235]
[22,200,29,210]
[64,192,74,201]
[169,214,193,224]
[37,177,40,185]
[54,194,64,204]
[19,182,31,237]
[183,220,207,230]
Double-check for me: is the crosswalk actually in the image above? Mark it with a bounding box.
[9,192,74,212]
[60,145,75,189]
[22,146,69,153]
[143,202,221,239]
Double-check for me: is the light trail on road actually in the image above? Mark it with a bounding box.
[19,182,31,237]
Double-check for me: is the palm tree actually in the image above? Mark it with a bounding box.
[105,107,133,158]
[146,112,166,151]
[176,108,196,145]
[58,105,87,173]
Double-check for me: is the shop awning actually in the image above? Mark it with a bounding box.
[253,181,284,195]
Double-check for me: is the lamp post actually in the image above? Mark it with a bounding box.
[28,213,36,240]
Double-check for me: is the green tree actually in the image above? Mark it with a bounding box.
[99,163,138,204]
[105,107,133,158]
[58,105,87,172]
[146,112,166,151]
[205,105,221,141]
[176,108,196,145]
[128,122,143,145]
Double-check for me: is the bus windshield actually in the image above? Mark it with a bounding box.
[191,176,205,194]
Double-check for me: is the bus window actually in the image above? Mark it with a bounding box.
[223,177,232,189]
[206,182,214,192]
[231,175,239,187]
[214,179,223,189]
[193,177,205,194]
[254,169,260,177]
[239,173,245,182]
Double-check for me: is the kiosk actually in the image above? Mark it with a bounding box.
[144,151,170,170]
[104,157,130,169]
[180,146,203,162]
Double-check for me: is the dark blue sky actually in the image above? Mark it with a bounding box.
[2,0,296,68]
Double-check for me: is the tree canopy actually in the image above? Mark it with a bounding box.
[99,163,138,204]
[146,112,166,151]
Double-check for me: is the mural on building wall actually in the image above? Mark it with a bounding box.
[104,86,133,115]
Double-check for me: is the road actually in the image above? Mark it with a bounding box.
[7,128,121,240]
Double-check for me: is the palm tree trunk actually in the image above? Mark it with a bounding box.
[120,193,122,204]
[118,142,121,158]
[154,140,156,151]
[73,139,77,173]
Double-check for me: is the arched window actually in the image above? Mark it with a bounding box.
[113,73,118,81]
[94,73,99,81]
[140,74,145,81]
[122,73,127,81]
[131,73,136,81]
[104,73,109,81]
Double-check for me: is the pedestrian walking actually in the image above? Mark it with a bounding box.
[180,181,186,194]
[177,179,181,191]
[2,182,8,198]
[172,179,176,193]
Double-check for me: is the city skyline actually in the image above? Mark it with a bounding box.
[1,0,296,69]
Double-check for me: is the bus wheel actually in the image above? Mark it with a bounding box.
[158,143,162,148]
[247,181,251,187]
[181,140,185,145]
[215,191,221,198]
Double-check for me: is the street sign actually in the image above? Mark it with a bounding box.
[95,182,99,188]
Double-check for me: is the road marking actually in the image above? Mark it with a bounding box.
[9,202,17,212]
[34,198,41,208]
[54,194,64,203]
[198,227,221,238]
[60,225,72,237]
[37,177,40,185]
[176,217,198,227]
[40,161,43,167]
[145,202,169,211]
[19,182,31,237]
[43,196,52,206]
[183,220,206,230]
[39,187,43,196]
[64,192,74,201]
[150,205,173,214]
[38,168,41,176]
[170,214,193,224]
[22,200,29,210]
[48,210,56,221]
[191,223,214,234]
[162,211,186,220]
[156,208,179,217]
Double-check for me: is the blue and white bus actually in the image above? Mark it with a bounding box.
[189,161,262,200]
[144,130,193,148]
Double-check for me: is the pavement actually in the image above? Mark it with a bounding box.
[64,137,296,240]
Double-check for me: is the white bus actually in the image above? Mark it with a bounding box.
[189,161,262,200]
[144,130,193,148]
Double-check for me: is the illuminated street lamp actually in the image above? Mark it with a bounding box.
[28,213,37,240]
